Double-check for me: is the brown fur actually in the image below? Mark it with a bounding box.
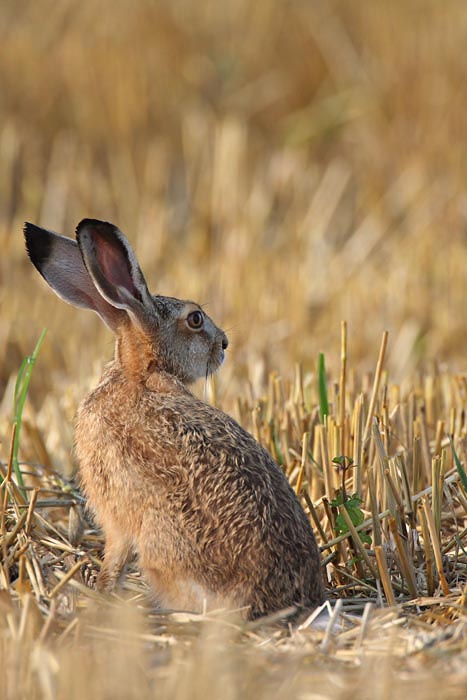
[24,218,325,619]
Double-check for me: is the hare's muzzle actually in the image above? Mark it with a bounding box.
[210,332,228,371]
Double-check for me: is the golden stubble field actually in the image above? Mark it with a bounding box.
[2,1,467,698]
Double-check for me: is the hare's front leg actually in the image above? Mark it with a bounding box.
[97,531,133,593]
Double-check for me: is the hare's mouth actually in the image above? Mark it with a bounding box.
[207,346,225,375]
[205,331,228,377]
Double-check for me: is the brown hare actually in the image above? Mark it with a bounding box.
[24,219,324,619]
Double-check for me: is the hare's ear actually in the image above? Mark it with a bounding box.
[24,223,125,331]
[76,219,153,327]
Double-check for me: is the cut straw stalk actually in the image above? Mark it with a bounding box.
[431,455,442,536]
[373,418,392,515]
[338,320,347,456]
[24,555,42,599]
[302,490,328,544]
[412,434,422,494]
[25,488,39,536]
[3,511,28,548]
[388,517,418,598]
[434,420,444,458]
[375,546,396,606]
[295,432,308,495]
[362,331,388,447]
[418,406,432,482]
[368,468,382,547]
[49,557,89,599]
[421,497,450,596]
[384,467,405,517]
[337,504,378,579]
[352,394,364,495]
[356,602,374,648]
[319,424,335,496]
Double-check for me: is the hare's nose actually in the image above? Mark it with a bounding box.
[222,335,229,350]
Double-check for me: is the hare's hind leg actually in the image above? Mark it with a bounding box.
[97,532,133,593]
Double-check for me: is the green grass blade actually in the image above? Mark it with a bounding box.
[448,434,467,495]
[12,328,47,494]
[318,352,329,422]
[269,420,284,466]
[13,357,28,403]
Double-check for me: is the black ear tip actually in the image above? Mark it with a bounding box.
[76,218,117,238]
[23,221,35,242]
[23,222,33,259]
[23,222,53,267]
[76,218,103,231]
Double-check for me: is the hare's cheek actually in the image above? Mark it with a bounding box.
[190,333,211,369]
[183,336,210,378]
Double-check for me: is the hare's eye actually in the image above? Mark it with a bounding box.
[186,310,204,330]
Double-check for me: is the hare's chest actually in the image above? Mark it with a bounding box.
[75,398,148,516]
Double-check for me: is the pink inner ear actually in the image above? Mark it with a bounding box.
[95,236,137,297]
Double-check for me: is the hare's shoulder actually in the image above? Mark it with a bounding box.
[141,391,281,476]
[144,394,266,456]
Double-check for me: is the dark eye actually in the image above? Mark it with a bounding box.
[186,310,204,330]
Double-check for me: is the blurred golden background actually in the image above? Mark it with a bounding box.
[3,6,467,693]
[1,0,467,452]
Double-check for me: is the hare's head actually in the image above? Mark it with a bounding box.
[24,219,228,384]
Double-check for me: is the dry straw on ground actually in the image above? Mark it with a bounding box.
[2,1,467,698]
[2,329,467,699]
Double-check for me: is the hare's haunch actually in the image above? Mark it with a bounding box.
[24,219,324,619]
